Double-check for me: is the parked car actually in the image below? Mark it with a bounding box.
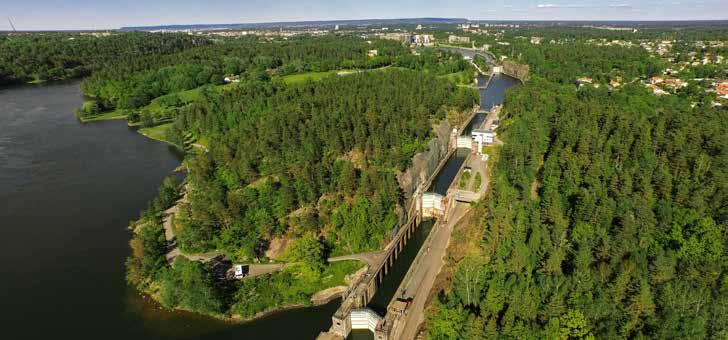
[234,264,249,279]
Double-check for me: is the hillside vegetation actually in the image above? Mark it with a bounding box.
[428,28,727,339]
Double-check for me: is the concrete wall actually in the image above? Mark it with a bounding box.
[501,60,529,81]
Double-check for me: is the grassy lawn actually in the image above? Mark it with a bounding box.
[195,136,210,148]
[145,83,233,114]
[281,68,387,85]
[439,71,476,86]
[80,109,127,122]
[281,71,336,84]
[319,260,362,288]
[82,83,234,124]
[138,123,175,145]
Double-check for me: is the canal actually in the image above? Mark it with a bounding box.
[348,68,520,339]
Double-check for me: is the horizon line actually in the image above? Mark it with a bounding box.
[3,17,728,32]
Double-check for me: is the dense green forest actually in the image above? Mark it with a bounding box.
[69,35,472,128]
[78,36,408,112]
[465,24,728,45]
[105,34,478,317]
[170,69,476,260]
[0,32,208,85]
[428,30,728,339]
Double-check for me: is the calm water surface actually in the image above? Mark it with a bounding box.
[0,81,337,340]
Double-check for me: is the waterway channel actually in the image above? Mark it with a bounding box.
[349,67,520,340]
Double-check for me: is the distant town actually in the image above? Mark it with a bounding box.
[45,19,726,108]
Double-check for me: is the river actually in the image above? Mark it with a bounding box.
[0,81,338,340]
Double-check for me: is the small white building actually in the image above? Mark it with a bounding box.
[472,129,496,153]
[224,75,241,83]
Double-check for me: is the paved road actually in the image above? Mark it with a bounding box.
[237,252,379,280]
[328,251,385,267]
[394,203,469,340]
[393,108,498,338]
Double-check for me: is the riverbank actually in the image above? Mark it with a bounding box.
[0,80,193,340]
[137,123,179,147]
[139,260,365,324]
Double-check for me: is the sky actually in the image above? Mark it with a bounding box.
[3,0,728,31]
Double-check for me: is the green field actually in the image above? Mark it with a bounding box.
[439,71,474,85]
[281,71,337,84]
[80,110,127,122]
[80,83,234,124]
[281,69,383,85]
[138,123,175,145]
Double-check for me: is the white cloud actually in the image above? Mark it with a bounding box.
[536,2,633,9]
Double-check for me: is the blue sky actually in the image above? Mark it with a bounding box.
[3,0,727,30]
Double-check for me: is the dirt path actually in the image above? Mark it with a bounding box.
[328,251,385,267]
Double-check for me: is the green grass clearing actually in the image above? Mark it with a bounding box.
[281,71,337,84]
[138,123,175,145]
[80,109,128,122]
[281,68,392,85]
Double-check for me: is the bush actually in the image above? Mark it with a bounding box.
[159,257,225,315]
[76,100,100,117]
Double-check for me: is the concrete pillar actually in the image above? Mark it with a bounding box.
[332,313,352,338]
[375,328,389,340]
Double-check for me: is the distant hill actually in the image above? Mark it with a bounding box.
[119,18,469,31]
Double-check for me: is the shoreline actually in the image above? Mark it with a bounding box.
[232,284,347,323]
[139,286,346,325]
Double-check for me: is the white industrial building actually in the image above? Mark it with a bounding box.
[472,129,496,153]
[421,192,445,218]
